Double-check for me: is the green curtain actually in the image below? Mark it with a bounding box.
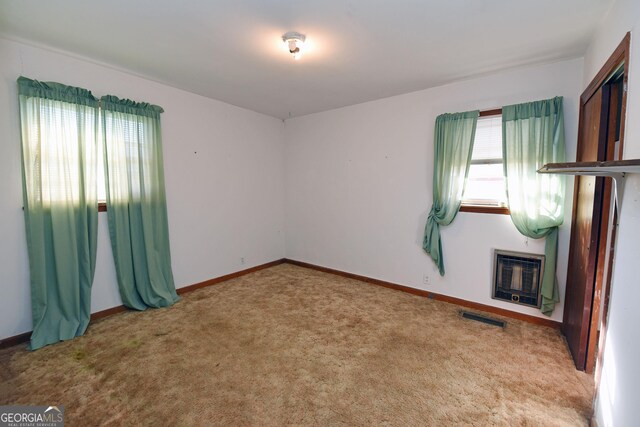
[18,77,99,350]
[101,95,179,310]
[502,97,566,316]
[423,111,479,275]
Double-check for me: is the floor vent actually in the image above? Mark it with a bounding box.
[461,311,505,328]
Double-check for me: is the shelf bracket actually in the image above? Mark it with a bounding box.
[537,159,640,214]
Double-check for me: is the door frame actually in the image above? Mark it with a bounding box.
[580,33,629,163]
[565,32,629,375]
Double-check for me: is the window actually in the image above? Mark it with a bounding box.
[99,113,151,209]
[20,96,99,207]
[25,104,154,213]
[102,111,155,202]
[461,113,508,213]
[97,118,107,205]
[37,102,85,204]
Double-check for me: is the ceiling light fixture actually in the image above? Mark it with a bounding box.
[282,31,306,60]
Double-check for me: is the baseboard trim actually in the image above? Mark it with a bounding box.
[0,331,31,350]
[1,257,559,349]
[91,305,128,321]
[177,259,285,295]
[283,259,561,330]
[0,258,287,350]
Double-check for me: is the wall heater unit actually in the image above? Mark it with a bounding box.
[492,250,545,308]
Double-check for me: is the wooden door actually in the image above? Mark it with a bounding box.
[562,34,629,373]
[562,87,610,370]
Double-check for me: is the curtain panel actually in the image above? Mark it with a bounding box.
[502,96,566,315]
[423,110,479,275]
[18,76,99,350]
[101,95,179,310]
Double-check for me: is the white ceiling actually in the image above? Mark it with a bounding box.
[0,0,612,119]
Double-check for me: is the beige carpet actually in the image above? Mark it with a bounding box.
[0,264,593,426]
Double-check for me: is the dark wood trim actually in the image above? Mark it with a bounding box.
[0,304,130,349]
[479,108,502,117]
[23,203,108,212]
[284,259,561,329]
[459,205,510,215]
[176,259,285,295]
[0,259,287,350]
[586,81,622,374]
[581,32,629,162]
[582,32,630,104]
[90,305,127,321]
[593,63,625,385]
[576,85,612,372]
[561,32,629,375]
[2,257,560,349]
[0,331,31,349]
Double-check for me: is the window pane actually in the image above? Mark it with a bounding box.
[21,97,98,206]
[104,111,153,202]
[464,164,507,206]
[97,117,106,203]
[40,102,81,202]
[462,115,507,207]
[471,116,502,161]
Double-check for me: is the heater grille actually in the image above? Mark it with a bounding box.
[492,250,545,308]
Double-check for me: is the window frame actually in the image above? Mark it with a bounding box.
[459,108,510,215]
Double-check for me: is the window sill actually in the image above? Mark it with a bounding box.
[22,202,108,212]
[460,205,510,215]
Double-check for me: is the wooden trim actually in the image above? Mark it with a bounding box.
[563,32,635,373]
[581,32,630,162]
[479,108,502,117]
[98,202,107,212]
[459,205,510,215]
[90,305,127,321]
[586,81,622,374]
[576,85,612,372]
[284,259,561,329]
[0,259,286,350]
[176,259,285,295]
[0,304,130,349]
[582,32,630,104]
[0,331,31,349]
[561,32,629,375]
[1,257,560,349]
[618,35,629,163]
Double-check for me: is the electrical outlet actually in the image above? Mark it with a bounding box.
[240,257,245,265]
[423,274,430,285]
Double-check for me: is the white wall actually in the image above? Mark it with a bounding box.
[284,58,583,322]
[584,1,640,426]
[4,15,634,422]
[0,38,286,340]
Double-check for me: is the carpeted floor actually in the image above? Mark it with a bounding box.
[0,264,593,426]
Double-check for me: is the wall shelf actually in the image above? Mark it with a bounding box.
[538,159,640,211]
